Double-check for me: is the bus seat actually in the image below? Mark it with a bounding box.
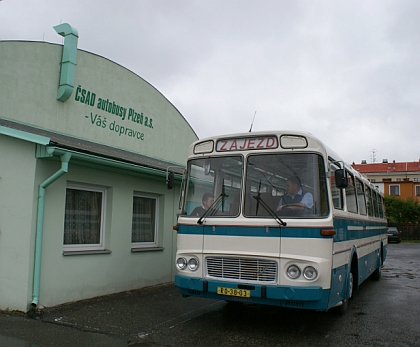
[256,193,281,216]
[230,193,240,214]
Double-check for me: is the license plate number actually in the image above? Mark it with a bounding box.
[217,287,250,298]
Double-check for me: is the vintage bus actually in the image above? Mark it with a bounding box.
[172,131,387,313]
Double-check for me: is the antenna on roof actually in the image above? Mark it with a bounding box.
[249,111,257,132]
[371,149,376,163]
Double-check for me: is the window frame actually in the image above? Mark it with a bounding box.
[131,192,159,249]
[389,184,400,196]
[355,179,367,216]
[63,183,107,252]
[372,190,380,217]
[329,159,343,210]
[344,171,358,214]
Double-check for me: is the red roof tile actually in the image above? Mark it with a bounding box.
[352,161,420,173]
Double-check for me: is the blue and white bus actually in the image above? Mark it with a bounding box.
[172,131,387,313]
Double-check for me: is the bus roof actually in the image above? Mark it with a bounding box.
[190,130,341,159]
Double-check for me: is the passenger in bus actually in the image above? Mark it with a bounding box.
[190,193,215,216]
[276,176,313,215]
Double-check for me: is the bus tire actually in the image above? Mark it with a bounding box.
[337,268,354,315]
[338,297,348,315]
[372,249,382,281]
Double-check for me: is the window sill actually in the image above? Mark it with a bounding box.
[63,249,112,256]
[131,247,164,253]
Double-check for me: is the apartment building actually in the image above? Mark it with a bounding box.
[352,160,420,201]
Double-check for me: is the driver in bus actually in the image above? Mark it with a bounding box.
[190,193,215,216]
[276,176,313,214]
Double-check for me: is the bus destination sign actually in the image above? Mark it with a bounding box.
[216,136,278,152]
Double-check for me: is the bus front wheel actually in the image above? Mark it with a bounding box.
[338,269,354,315]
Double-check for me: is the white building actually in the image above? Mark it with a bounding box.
[0,24,197,312]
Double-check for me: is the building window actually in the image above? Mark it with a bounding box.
[396,178,402,182]
[389,185,400,196]
[414,178,419,182]
[64,183,106,251]
[416,186,420,196]
[132,193,158,247]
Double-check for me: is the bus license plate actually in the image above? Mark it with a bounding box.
[217,287,251,298]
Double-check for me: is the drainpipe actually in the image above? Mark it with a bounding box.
[53,23,79,102]
[31,153,71,307]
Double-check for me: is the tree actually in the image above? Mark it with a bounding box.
[384,196,420,223]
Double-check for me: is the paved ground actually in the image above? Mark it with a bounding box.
[43,283,224,346]
[1,242,420,346]
[0,282,223,346]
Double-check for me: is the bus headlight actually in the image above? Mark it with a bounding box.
[187,258,199,271]
[286,265,301,279]
[176,257,187,270]
[303,266,318,280]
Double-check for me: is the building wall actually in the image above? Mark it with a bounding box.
[0,136,38,311]
[384,181,420,202]
[0,40,197,311]
[38,162,179,307]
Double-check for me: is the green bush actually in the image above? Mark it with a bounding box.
[385,196,420,223]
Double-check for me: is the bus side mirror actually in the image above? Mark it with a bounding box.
[335,169,348,189]
[167,171,175,189]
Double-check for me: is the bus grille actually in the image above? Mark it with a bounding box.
[206,257,277,282]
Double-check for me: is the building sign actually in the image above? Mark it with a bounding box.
[53,23,153,143]
[75,85,154,141]
[216,136,278,152]
[0,38,198,163]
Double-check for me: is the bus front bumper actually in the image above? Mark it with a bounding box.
[174,275,329,310]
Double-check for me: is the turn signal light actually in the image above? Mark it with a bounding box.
[320,229,336,236]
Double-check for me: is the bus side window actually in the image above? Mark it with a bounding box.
[329,160,343,210]
[365,186,374,216]
[379,195,385,218]
[345,172,358,214]
[355,178,367,215]
[372,190,380,217]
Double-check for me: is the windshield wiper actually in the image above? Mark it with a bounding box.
[197,193,229,225]
[252,195,287,226]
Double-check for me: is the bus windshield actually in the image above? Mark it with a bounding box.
[244,153,329,218]
[182,156,243,217]
[181,152,329,219]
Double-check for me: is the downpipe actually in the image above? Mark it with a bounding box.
[31,153,71,309]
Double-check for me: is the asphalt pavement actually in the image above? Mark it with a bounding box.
[1,243,420,347]
[0,282,223,346]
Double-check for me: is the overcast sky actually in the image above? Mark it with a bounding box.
[1,0,420,164]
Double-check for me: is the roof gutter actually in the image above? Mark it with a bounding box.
[37,145,184,182]
[31,152,71,307]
